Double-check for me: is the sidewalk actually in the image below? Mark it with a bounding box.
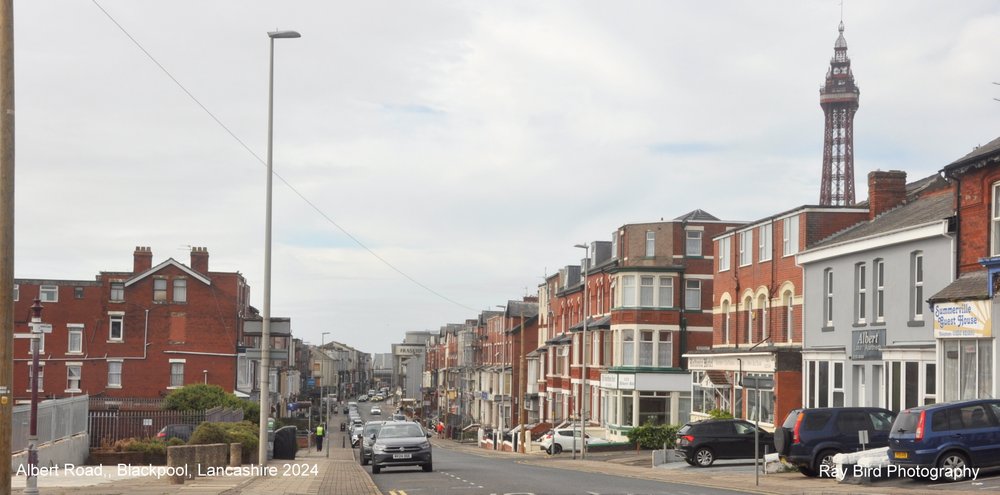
[10,439,380,495]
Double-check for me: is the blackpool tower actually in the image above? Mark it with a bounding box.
[819,21,860,206]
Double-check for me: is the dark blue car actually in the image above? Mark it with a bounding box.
[889,399,1000,481]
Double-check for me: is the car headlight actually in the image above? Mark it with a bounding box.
[372,444,385,453]
[419,441,431,450]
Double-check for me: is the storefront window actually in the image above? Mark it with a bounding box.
[638,394,669,426]
[678,392,691,424]
[622,395,634,426]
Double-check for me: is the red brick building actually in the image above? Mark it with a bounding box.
[13,246,249,400]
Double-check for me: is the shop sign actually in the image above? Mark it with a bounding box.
[600,373,618,388]
[851,329,885,360]
[618,374,635,390]
[934,301,992,338]
[686,354,775,373]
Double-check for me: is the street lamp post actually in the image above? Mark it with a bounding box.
[574,243,589,459]
[320,331,330,458]
[258,28,300,468]
[23,299,43,495]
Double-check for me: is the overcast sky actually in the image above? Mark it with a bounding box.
[12,1,999,355]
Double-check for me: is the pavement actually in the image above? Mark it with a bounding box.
[9,431,996,494]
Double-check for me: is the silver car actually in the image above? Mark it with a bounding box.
[359,421,385,465]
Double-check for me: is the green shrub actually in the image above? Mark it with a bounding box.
[121,437,168,456]
[626,422,681,449]
[167,438,185,447]
[189,422,227,445]
[707,408,733,419]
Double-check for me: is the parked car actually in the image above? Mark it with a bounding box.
[392,413,406,421]
[773,407,895,477]
[359,420,386,466]
[888,399,1000,481]
[370,406,382,416]
[350,424,365,447]
[675,419,774,467]
[156,424,195,442]
[370,420,433,474]
[538,428,608,454]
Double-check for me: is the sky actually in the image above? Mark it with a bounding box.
[11,1,1000,355]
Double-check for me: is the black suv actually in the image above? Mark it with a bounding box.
[774,407,895,477]
[675,419,774,467]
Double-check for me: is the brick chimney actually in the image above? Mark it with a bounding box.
[868,170,907,220]
[133,246,153,273]
[190,247,209,274]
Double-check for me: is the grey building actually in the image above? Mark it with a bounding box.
[797,172,953,412]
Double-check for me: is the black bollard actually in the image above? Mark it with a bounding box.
[343,435,346,448]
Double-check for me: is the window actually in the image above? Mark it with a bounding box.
[13,283,17,301]
[107,361,122,388]
[74,286,84,299]
[26,363,44,391]
[658,331,672,367]
[686,230,702,257]
[66,364,81,392]
[912,252,924,321]
[110,281,124,302]
[658,277,673,307]
[169,360,185,388]
[874,260,885,323]
[639,330,654,366]
[855,263,867,324]
[685,280,701,310]
[992,183,1000,256]
[757,294,768,341]
[645,231,655,257]
[718,237,731,272]
[621,330,634,366]
[153,278,167,302]
[758,223,772,261]
[739,231,752,266]
[744,296,753,344]
[783,291,794,342]
[173,278,187,303]
[68,324,83,354]
[640,276,654,307]
[824,269,834,327]
[942,339,993,401]
[109,313,124,341]
[806,360,845,408]
[610,231,618,259]
[621,275,635,308]
[722,300,731,343]
[783,216,799,256]
[39,284,58,302]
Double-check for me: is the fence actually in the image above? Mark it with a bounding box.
[89,396,165,411]
[88,407,244,448]
[12,395,89,454]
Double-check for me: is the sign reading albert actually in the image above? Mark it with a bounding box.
[934,301,992,338]
[852,329,885,360]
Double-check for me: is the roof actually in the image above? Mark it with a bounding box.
[505,301,538,319]
[569,315,611,331]
[544,333,572,345]
[944,135,1000,173]
[810,192,953,250]
[125,258,211,287]
[929,271,988,303]
[674,209,720,222]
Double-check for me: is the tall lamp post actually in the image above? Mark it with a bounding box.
[320,332,330,427]
[259,28,300,467]
[574,243,589,459]
[23,299,43,495]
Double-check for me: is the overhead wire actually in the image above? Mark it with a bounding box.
[90,0,478,312]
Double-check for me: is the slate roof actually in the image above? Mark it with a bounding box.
[569,315,611,331]
[810,193,953,250]
[506,301,538,319]
[944,135,1000,173]
[929,271,989,303]
[674,209,720,222]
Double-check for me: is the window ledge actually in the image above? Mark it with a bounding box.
[907,320,925,327]
[870,321,886,327]
[166,386,183,390]
[106,340,124,344]
[107,384,122,389]
[66,352,84,356]
[821,326,835,332]
[64,389,81,393]
[852,322,867,328]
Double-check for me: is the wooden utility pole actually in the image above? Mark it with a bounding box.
[0,0,15,491]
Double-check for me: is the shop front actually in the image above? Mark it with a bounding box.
[599,370,691,441]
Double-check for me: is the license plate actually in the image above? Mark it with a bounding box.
[393,453,412,459]
[894,451,909,459]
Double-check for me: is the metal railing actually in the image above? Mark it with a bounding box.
[11,395,89,454]
[89,409,205,448]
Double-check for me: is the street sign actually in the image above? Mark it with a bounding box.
[32,323,52,334]
[741,376,775,389]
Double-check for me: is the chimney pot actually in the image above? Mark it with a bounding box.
[191,246,209,274]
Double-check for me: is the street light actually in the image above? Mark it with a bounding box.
[24,299,43,495]
[320,331,330,453]
[259,28,300,468]
[574,243,589,459]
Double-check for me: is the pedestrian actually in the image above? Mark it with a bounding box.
[436,421,444,438]
[315,423,325,451]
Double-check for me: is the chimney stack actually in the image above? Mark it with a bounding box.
[867,170,907,220]
[190,247,209,274]
[133,246,153,273]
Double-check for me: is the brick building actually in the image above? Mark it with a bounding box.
[13,246,249,400]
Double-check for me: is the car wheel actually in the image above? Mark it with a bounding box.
[694,447,715,467]
[685,458,698,466]
[371,464,380,474]
[423,461,433,472]
[937,451,969,482]
[798,466,819,477]
[360,453,368,466]
[552,443,563,454]
[815,449,839,478]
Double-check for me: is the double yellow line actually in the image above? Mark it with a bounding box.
[388,491,408,495]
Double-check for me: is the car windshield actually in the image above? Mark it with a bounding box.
[364,423,382,435]
[378,424,424,438]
